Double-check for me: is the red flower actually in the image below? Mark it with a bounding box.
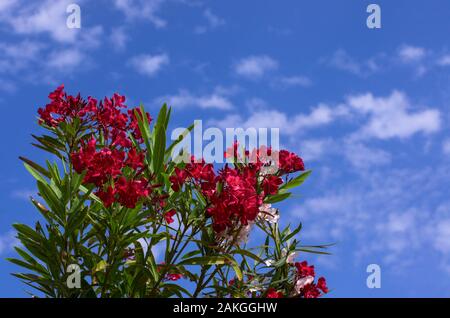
[71,137,97,173]
[166,273,182,281]
[262,175,283,196]
[266,288,283,298]
[164,209,176,224]
[96,186,115,208]
[185,158,215,182]
[302,283,321,298]
[115,177,149,208]
[278,150,305,174]
[125,148,144,170]
[295,261,315,278]
[83,148,125,186]
[169,167,188,192]
[317,277,328,293]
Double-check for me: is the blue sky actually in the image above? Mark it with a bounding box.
[1,0,450,297]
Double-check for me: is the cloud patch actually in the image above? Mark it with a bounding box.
[347,91,441,140]
[128,53,170,77]
[155,88,234,110]
[233,55,279,79]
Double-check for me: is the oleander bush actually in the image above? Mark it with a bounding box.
[8,85,329,298]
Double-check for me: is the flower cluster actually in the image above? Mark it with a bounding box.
[29,85,330,299]
[292,261,328,298]
[38,85,155,209]
[262,261,328,298]
[169,145,305,235]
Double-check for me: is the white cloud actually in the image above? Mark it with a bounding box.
[0,231,18,255]
[437,54,450,66]
[11,189,35,200]
[298,139,334,162]
[155,88,234,110]
[47,49,84,70]
[291,164,450,270]
[244,97,268,109]
[209,102,342,135]
[0,0,18,12]
[6,0,75,42]
[0,40,44,74]
[429,219,450,255]
[0,39,92,84]
[194,9,225,34]
[113,0,167,28]
[398,45,426,63]
[110,27,128,51]
[326,49,363,75]
[324,49,384,76]
[293,104,338,129]
[443,139,450,155]
[347,91,441,139]
[323,46,440,77]
[208,92,357,135]
[0,1,102,86]
[233,55,278,79]
[0,78,16,92]
[128,53,169,77]
[298,138,391,169]
[343,141,391,169]
[271,75,312,88]
[0,0,102,46]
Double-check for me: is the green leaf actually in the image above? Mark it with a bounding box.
[67,206,89,235]
[179,255,243,281]
[13,224,42,243]
[152,104,168,176]
[93,260,107,273]
[264,192,291,204]
[162,283,192,298]
[36,181,65,215]
[134,105,153,162]
[279,170,311,192]
[179,256,227,266]
[79,184,102,204]
[230,249,265,265]
[295,248,331,255]
[23,162,48,185]
[181,250,202,260]
[19,157,50,179]
[284,223,302,242]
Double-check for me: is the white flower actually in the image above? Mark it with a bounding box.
[265,259,275,266]
[260,164,278,176]
[281,248,297,264]
[257,204,280,224]
[217,222,254,246]
[248,279,262,292]
[235,223,253,244]
[293,275,314,295]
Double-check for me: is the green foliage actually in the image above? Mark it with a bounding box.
[9,102,328,298]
